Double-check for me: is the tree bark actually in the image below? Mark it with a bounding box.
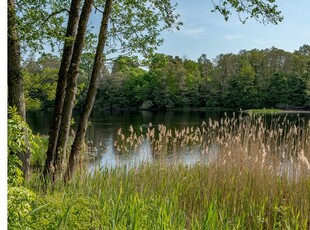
[8,0,25,119]
[44,0,82,178]
[8,0,29,177]
[64,0,112,182]
[55,0,94,179]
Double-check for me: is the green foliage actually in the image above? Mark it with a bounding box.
[7,153,24,187]
[23,54,60,110]
[23,54,89,110]
[15,0,283,56]
[30,135,48,169]
[8,186,37,229]
[7,107,41,229]
[211,0,283,24]
[8,106,35,186]
[15,0,71,53]
[24,161,310,229]
[25,195,101,229]
[105,0,182,56]
[24,67,58,109]
[25,45,310,111]
[25,97,42,110]
[93,46,310,111]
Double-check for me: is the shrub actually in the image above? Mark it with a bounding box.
[8,106,40,229]
[30,135,47,170]
[8,106,35,186]
[8,186,36,229]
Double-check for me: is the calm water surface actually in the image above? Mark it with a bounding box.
[27,110,310,170]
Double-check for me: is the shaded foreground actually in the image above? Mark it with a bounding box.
[10,114,310,229]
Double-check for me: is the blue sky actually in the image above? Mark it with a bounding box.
[155,0,310,61]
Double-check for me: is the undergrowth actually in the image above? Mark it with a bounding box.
[9,112,310,229]
[22,161,310,229]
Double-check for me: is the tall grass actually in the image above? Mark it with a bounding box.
[21,113,310,229]
[115,113,310,176]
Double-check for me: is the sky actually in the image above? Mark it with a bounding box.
[154,0,310,61]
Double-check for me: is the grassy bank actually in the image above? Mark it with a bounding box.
[10,113,310,229]
[20,162,310,229]
[245,109,283,114]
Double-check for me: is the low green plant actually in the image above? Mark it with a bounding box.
[8,186,36,229]
[24,161,310,229]
[8,106,36,186]
[8,106,40,229]
[30,135,48,169]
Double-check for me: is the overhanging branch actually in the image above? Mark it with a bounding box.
[39,8,70,30]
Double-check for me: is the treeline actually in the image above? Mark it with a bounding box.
[24,45,310,111]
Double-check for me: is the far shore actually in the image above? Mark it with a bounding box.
[245,109,310,114]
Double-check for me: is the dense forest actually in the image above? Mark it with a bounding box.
[24,45,310,112]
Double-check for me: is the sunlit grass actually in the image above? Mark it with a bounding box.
[245,109,283,114]
[21,113,310,229]
[26,162,310,229]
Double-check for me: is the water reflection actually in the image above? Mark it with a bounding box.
[87,141,220,172]
[88,140,154,171]
[27,110,310,172]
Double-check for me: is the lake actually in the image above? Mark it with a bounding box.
[27,110,310,170]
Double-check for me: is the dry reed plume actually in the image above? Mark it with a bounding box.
[114,113,310,178]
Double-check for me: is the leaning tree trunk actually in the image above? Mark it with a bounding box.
[54,0,94,179]
[44,0,82,179]
[64,0,112,182]
[8,0,29,177]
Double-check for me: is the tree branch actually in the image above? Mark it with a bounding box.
[94,4,104,14]
[39,8,70,30]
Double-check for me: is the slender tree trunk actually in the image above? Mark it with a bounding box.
[8,0,29,177]
[44,0,82,178]
[64,0,112,182]
[55,0,94,179]
[8,0,25,119]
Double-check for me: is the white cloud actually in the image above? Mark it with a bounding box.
[224,34,244,41]
[182,27,206,36]
[177,21,209,39]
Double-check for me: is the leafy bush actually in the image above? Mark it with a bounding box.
[8,186,36,229]
[8,106,35,186]
[8,107,40,229]
[30,135,47,169]
[25,97,41,110]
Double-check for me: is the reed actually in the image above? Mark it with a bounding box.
[115,113,310,177]
[20,113,310,229]
[24,162,310,229]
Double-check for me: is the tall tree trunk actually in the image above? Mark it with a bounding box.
[55,0,94,179]
[8,0,29,177]
[64,0,112,182]
[8,0,25,119]
[44,0,82,178]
